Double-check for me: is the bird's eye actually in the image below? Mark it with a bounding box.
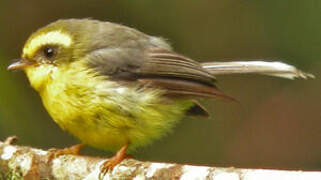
[43,47,56,58]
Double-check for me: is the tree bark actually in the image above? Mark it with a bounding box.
[0,137,320,180]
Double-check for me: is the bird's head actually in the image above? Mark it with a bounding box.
[8,19,96,91]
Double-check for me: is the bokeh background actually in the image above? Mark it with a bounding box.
[0,0,320,170]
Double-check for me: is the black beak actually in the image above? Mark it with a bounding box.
[8,59,36,70]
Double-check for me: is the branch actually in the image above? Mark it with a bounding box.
[0,137,320,180]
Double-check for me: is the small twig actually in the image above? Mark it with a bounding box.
[0,136,320,180]
[4,136,18,145]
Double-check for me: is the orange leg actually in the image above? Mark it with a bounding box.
[47,144,85,161]
[100,144,130,174]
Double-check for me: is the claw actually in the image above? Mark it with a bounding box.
[99,144,129,178]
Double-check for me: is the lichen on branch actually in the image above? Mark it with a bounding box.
[0,137,320,180]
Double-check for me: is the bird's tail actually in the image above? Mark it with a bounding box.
[201,60,314,79]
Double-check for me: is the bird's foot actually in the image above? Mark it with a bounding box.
[47,144,85,162]
[99,144,130,178]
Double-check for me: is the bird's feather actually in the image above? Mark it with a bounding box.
[86,47,234,101]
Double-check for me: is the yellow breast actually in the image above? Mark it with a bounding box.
[25,61,194,152]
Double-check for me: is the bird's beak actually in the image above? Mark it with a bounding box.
[8,59,36,70]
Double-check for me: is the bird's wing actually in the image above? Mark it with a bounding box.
[139,49,215,85]
[86,48,233,101]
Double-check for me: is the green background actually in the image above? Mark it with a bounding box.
[0,0,320,170]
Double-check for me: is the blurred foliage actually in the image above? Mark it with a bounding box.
[0,0,320,170]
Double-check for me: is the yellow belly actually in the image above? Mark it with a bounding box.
[39,67,193,152]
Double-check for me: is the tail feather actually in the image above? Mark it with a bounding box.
[201,61,314,79]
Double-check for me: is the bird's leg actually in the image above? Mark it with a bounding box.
[100,144,130,174]
[47,144,85,161]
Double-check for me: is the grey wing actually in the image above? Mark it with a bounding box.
[86,47,233,100]
[138,49,216,85]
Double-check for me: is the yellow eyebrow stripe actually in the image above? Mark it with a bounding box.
[23,31,72,56]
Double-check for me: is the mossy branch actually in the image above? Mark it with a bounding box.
[0,137,320,180]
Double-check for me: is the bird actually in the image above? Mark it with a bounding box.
[8,18,313,172]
